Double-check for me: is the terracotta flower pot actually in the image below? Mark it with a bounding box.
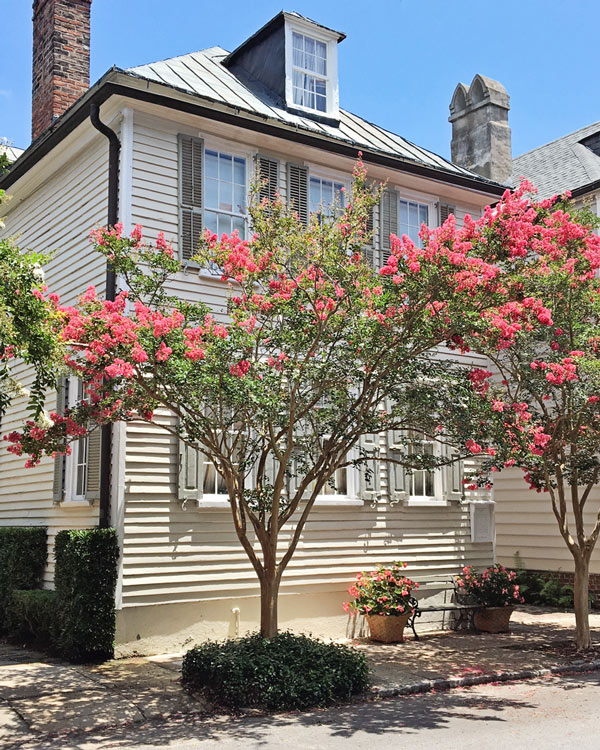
[367,612,411,643]
[474,606,514,633]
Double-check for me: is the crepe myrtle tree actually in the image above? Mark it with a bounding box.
[0,236,61,419]
[8,160,507,637]
[453,183,600,650]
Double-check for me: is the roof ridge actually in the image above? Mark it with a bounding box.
[129,46,229,71]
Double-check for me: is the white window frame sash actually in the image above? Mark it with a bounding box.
[397,189,436,248]
[63,375,89,504]
[284,20,339,119]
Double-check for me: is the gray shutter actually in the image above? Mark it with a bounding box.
[359,433,380,502]
[438,203,455,226]
[178,438,203,503]
[388,429,408,504]
[84,427,102,502]
[363,196,376,266]
[258,155,279,203]
[52,378,67,504]
[179,134,203,261]
[443,448,464,503]
[380,188,398,265]
[287,162,309,225]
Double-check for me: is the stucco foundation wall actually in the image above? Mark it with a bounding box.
[115,587,459,657]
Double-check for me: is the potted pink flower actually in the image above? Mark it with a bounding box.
[344,562,419,643]
[455,564,524,633]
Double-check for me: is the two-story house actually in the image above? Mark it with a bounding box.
[0,0,505,655]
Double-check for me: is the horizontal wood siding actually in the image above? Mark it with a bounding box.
[0,134,110,584]
[123,111,493,608]
[495,469,600,574]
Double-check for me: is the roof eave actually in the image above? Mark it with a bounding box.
[0,70,505,197]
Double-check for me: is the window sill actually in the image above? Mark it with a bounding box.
[404,498,450,508]
[59,499,93,508]
[196,497,230,510]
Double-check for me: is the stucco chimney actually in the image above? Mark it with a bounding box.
[31,0,92,141]
[449,74,512,184]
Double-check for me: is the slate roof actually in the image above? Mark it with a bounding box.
[512,121,600,199]
[127,47,490,184]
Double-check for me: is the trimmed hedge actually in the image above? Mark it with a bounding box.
[0,527,47,624]
[54,528,119,662]
[5,589,58,647]
[182,632,370,710]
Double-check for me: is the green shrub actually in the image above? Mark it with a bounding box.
[54,528,119,662]
[0,527,47,624]
[182,632,370,711]
[5,589,58,647]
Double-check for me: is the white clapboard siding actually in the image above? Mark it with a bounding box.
[0,133,111,584]
[117,111,495,608]
[494,468,600,574]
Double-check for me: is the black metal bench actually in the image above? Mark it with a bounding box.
[407,576,480,640]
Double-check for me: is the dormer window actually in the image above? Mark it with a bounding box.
[292,32,328,112]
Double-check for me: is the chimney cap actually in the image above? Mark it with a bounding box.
[449,74,509,122]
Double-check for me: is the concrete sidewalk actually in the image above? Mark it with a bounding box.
[1,607,599,748]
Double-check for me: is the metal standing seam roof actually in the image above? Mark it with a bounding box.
[512,121,600,199]
[127,47,491,183]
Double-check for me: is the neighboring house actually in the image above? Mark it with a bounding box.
[0,1,505,655]
[449,76,600,597]
[0,144,25,165]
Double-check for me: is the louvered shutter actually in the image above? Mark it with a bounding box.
[388,428,408,504]
[257,155,279,204]
[85,427,102,502]
[52,378,67,504]
[438,203,455,226]
[178,437,203,503]
[379,188,398,265]
[359,433,380,502]
[287,162,309,225]
[470,500,495,543]
[443,447,464,503]
[363,194,377,266]
[179,134,204,261]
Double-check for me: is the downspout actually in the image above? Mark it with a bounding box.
[89,102,120,528]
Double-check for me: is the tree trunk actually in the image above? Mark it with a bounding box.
[260,568,280,639]
[573,553,591,651]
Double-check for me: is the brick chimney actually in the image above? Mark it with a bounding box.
[449,74,512,184]
[31,0,92,141]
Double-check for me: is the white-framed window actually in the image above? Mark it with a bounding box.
[292,31,328,112]
[405,431,442,502]
[204,148,247,238]
[399,199,429,248]
[64,376,88,502]
[309,175,346,218]
[284,20,340,119]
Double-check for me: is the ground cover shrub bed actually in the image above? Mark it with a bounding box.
[182,631,370,711]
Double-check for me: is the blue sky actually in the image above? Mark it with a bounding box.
[1,0,598,161]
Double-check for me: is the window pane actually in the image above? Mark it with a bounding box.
[409,201,418,227]
[234,184,245,214]
[234,157,246,186]
[205,211,218,234]
[399,199,408,226]
[322,179,333,207]
[315,95,326,112]
[419,205,428,225]
[232,215,246,237]
[205,177,218,209]
[293,32,303,49]
[219,180,233,213]
[218,213,231,236]
[205,149,218,179]
[309,177,321,214]
[219,152,232,183]
[204,462,216,494]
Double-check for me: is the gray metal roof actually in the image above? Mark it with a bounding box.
[512,121,600,199]
[127,47,488,183]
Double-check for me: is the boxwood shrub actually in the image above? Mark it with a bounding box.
[182,632,370,711]
[54,528,119,662]
[5,589,58,647]
[0,527,47,625]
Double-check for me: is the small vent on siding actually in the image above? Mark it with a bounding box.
[258,156,279,204]
[287,162,309,225]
